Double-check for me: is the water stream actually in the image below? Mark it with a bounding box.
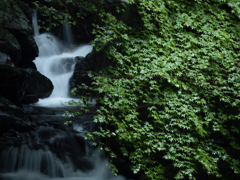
[62,17,74,46]
[0,10,126,180]
[0,110,125,180]
[33,9,92,107]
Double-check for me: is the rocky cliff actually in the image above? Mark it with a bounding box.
[0,0,53,139]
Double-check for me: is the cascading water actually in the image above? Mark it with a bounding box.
[0,114,126,180]
[32,9,92,107]
[0,10,126,180]
[62,17,74,46]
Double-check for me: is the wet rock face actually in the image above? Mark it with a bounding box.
[0,0,38,69]
[23,68,54,99]
[0,28,21,66]
[0,65,53,104]
[10,30,38,69]
[0,94,36,140]
[0,65,28,104]
[0,52,14,67]
[69,49,108,97]
[69,54,94,97]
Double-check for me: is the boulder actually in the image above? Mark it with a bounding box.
[23,68,54,99]
[0,65,53,104]
[0,0,38,69]
[0,65,28,104]
[69,49,108,97]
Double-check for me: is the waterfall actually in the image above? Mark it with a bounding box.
[0,122,126,180]
[0,10,127,180]
[32,10,92,106]
[62,17,74,46]
[32,9,40,37]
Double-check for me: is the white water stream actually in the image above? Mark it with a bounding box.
[62,17,74,46]
[32,10,92,107]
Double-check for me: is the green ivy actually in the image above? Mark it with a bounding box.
[81,0,240,179]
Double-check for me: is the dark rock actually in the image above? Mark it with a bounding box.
[0,28,21,65]
[0,52,14,67]
[0,0,38,69]
[0,65,53,104]
[0,65,28,104]
[69,49,109,98]
[22,94,39,104]
[17,0,33,20]
[9,29,38,69]
[21,104,38,115]
[0,94,36,139]
[69,54,93,97]
[23,68,53,99]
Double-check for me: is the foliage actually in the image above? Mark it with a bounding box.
[32,0,106,31]
[32,0,75,31]
[38,0,240,179]
[79,0,240,179]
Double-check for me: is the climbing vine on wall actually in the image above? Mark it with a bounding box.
[81,0,240,179]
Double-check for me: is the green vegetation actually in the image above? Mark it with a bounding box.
[84,0,240,179]
[36,0,240,179]
[32,0,105,31]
